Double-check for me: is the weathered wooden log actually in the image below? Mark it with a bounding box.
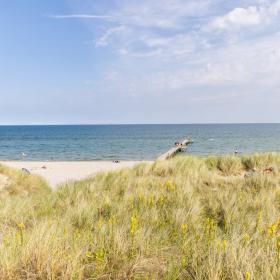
[157,138,193,161]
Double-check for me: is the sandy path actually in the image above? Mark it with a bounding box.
[0,161,147,188]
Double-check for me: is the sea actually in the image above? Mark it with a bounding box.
[0,124,279,161]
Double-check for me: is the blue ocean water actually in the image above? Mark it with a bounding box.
[0,124,279,161]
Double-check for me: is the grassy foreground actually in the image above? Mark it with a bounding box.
[1,154,280,279]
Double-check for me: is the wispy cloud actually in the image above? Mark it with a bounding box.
[49,14,112,19]
[95,25,128,47]
[51,0,280,102]
[51,0,211,28]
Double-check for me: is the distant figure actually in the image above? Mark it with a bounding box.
[113,160,120,163]
[21,152,27,160]
[175,142,180,146]
[234,149,239,155]
[21,168,30,174]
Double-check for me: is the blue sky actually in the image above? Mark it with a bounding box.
[1,0,280,124]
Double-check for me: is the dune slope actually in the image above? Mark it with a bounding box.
[0,154,280,279]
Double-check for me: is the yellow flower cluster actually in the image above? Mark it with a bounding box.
[267,219,280,260]
[17,223,24,230]
[130,216,138,237]
[17,222,25,245]
[217,239,227,251]
[95,250,105,263]
[268,219,280,237]
[85,251,93,259]
[181,223,188,234]
[204,218,216,245]
[165,181,177,192]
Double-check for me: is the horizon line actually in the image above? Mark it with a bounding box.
[0,122,279,126]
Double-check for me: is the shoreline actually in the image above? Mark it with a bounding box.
[0,160,150,188]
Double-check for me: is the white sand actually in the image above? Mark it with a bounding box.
[0,161,147,188]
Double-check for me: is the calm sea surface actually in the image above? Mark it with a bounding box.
[0,124,279,161]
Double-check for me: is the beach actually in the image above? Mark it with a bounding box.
[0,160,146,188]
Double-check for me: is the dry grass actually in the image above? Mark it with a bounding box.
[1,154,280,279]
[0,164,50,196]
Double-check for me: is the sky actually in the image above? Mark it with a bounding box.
[0,0,280,124]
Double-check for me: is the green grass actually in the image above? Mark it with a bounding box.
[1,154,280,279]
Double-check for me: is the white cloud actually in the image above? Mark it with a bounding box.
[89,1,280,59]
[208,0,280,30]
[52,0,280,102]
[163,33,280,89]
[99,31,280,99]
[210,6,263,29]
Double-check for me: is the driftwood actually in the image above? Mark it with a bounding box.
[157,138,193,160]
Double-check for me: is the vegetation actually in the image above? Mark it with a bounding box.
[1,154,280,279]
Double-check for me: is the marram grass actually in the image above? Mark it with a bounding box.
[1,154,280,279]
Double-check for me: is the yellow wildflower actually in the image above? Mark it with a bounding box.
[165,181,176,192]
[109,216,115,225]
[181,257,187,267]
[17,223,24,230]
[95,249,105,263]
[130,216,138,237]
[268,223,277,237]
[17,223,24,245]
[181,223,188,234]
[223,240,228,250]
[85,251,93,259]
[245,271,251,280]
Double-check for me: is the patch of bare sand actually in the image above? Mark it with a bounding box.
[0,161,150,188]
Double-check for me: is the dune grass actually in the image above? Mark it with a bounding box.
[1,154,280,279]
